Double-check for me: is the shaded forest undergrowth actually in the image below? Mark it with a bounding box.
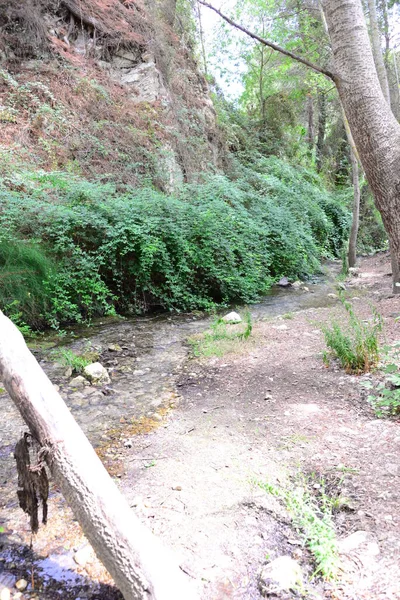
[0,152,350,331]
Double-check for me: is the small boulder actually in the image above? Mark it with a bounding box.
[259,556,303,597]
[348,267,359,276]
[0,588,10,600]
[69,375,88,388]
[222,311,242,324]
[278,277,291,288]
[15,580,28,592]
[83,362,110,385]
[74,544,94,567]
[108,344,122,352]
[292,281,302,289]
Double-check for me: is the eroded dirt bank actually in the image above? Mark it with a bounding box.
[1,254,400,600]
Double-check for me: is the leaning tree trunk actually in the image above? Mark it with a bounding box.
[0,311,197,600]
[322,0,400,279]
[366,0,400,291]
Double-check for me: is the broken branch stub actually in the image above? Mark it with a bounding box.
[14,432,49,534]
[0,310,197,600]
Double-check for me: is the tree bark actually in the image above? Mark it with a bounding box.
[0,311,197,600]
[307,93,315,152]
[364,0,400,289]
[321,0,400,285]
[367,0,391,104]
[339,102,361,269]
[348,148,360,268]
[316,92,326,172]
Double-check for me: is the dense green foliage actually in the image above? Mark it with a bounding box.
[0,156,349,330]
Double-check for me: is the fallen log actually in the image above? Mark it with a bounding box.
[0,310,197,600]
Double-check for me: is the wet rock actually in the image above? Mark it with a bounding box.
[278,277,291,288]
[108,344,122,352]
[14,580,27,592]
[292,281,302,289]
[327,293,338,299]
[259,556,303,597]
[118,365,132,373]
[83,363,110,385]
[64,366,73,378]
[74,545,94,567]
[222,311,242,324]
[69,375,88,388]
[133,369,146,376]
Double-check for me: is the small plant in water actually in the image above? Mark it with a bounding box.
[53,348,94,374]
[322,296,382,373]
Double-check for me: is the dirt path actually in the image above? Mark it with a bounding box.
[120,253,400,599]
[1,253,400,599]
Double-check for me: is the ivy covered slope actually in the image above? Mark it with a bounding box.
[0,154,349,331]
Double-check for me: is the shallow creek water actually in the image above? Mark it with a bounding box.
[0,265,340,597]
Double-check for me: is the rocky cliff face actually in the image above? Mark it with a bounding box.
[0,0,220,190]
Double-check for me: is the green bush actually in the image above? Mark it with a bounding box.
[322,298,382,373]
[0,157,350,330]
[0,240,54,330]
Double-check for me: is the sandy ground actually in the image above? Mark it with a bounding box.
[1,253,400,599]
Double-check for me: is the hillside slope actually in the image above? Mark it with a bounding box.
[0,0,219,189]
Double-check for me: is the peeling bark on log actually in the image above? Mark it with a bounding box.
[0,310,197,600]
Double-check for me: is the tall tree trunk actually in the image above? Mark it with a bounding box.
[0,311,196,600]
[316,92,326,172]
[348,148,360,268]
[321,0,400,288]
[366,0,400,290]
[367,0,391,103]
[392,50,400,121]
[340,104,361,268]
[307,94,315,152]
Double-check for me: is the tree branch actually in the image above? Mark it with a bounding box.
[198,0,335,81]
